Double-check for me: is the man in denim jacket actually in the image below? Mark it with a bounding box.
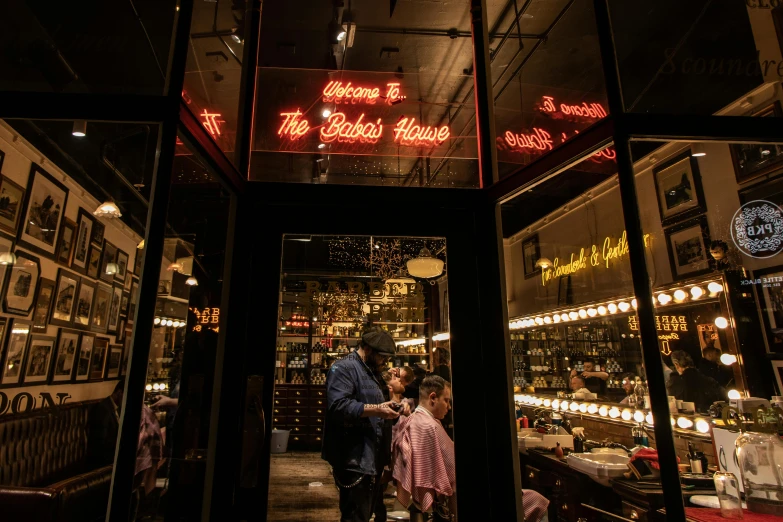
[322,326,410,522]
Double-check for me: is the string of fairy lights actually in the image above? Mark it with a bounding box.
[327,236,447,279]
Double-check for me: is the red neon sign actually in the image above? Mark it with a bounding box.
[503,128,553,152]
[322,81,406,105]
[539,95,607,120]
[320,113,383,143]
[200,110,224,136]
[394,117,450,146]
[278,110,310,140]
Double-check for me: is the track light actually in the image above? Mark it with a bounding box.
[72,120,87,137]
[691,143,707,157]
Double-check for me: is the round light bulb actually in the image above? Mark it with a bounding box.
[579,403,588,413]
[552,399,560,410]
[608,303,618,314]
[543,399,552,407]
[544,316,552,324]
[153,383,160,391]
[715,316,729,329]
[673,289,687,302]
[631,299,638,309]
[708,282,723,294]
[597,306,607,316]
[634,410,645,423]
[535,317,544,325]
[587,404,598,414]
[561,401,569,411]
[720,353,737,365]
[609,407,621,419]
[535,398,543,406]
[587,308,597,317]
[154,317,161,325]
[618,302,630,312]
[322,109,332,118]
[570,401,580,412]
[695,419,711,434]
[560,313,569,322]
[578,309,587,319]
[553,315,561,323]
[691,286,704,299]
[621,409,632,421]
[728,389,741,400]
[569,311,578,320]
[599,406,608,417]
[657,293,672,305]
[145,384,152,391]
[166,320,173,327]
[646,412,654,425]
[677,417,694,429]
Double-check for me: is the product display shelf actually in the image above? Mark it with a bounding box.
[272,383,327,451]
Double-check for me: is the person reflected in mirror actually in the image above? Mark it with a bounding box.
[667,350,727,413]
[403,364,427,407]
[432,349,451,382]
[392,376,456,522]
[570,359,608,395]
[569,375,590,395]
[698,345,733,388]
[619,374,637,405]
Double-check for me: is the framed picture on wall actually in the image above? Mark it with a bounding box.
[0,320,29,386]
[91,284,111,334]
[74,277,96,329]
[32,277,55,332]
[90,337,109,381]
[0,235,14,298]
[134,247,143,275]
[653,151,707,226]
[3,250,40,316]
[0,175,25,237]
[116,318,126,343]
[120,291,130,317]
[116,249,128,282]
[664,216,712,280]
[50,268,79,327]
[730,102,783,184]
[51,329,79,382]
[124,271,132,291]
[22,335,55,384]
[74,332,95,382]
[105,344,122,379]
[100,241,117,283]
[107,284,122,334]
[56,218,76,267]
[91,220,105,248]
[72,209,94,274]
[521,234,541,278]
[87,245,101,279]
[17,163,69,259]
[130,279,139,318]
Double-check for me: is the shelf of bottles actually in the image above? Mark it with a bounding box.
[510,318,642,393]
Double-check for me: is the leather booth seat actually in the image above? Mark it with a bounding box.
[0,401,112,522]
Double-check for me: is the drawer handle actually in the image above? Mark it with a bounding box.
[296,392,302,396]
[630,510,640,520]
[528,472,535,479]
[561,504,568,512]
[555,479,561,488]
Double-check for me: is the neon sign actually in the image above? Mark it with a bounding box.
[200,110,224,137]
[278,110,310,140]
[539,231,651,286]
[503,128,553,152]
[321,113,383,144]
[539,96,608,119]
[393,117,450,146]
[322,81,405,105]
[191,307,220,333]
[628,315,689,333]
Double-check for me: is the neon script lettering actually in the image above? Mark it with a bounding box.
[503,128,553,152]
[393,117,450,146]
[201,110,223,136]
[322,81,406,105]
[320,113,383,143]
[539,95,608,119]
[278,110,310,140]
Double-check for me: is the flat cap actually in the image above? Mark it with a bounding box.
[361,326,397,354]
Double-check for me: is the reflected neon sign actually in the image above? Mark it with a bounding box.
[200,110,223,137]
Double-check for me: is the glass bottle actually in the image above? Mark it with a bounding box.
[714,472,744,519]
[736,428,783,515]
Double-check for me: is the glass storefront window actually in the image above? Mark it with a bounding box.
[0,2,178,95]
[248,1,480,187]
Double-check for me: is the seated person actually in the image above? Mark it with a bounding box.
[569,375,592,398]
[392,376,455,522]
[619,374,637,405]
[570,359,608,396]
[667,350,726,413]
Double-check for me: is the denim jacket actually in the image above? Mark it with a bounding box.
[321,350,390,476]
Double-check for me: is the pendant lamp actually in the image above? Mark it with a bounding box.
[94,201,122,218]
[406,247,444,278]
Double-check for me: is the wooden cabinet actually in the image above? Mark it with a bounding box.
[272,384,327,450]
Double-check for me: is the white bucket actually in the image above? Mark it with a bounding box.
[271,429,290,454]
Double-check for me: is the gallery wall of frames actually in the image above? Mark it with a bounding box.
[0,121,145,410]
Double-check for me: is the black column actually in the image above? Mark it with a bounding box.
[235,0,263,175]
[470,0,500,188]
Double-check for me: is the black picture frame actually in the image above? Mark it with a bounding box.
[100,240,117,283]
[129,278,139,319]
[0,319,28,386]
[72,208,95,274]
[107,284,123,335]
[56,217,76,267]
[87,244,101,280]
[753,264,783,354]
[116,318,126,343]
[91,220,105,248]
[521,234,541,279]
[74,332,95,382]
[664,216,712,280]
[653,150,707,227]
[124,270,132,291]
[51,329,80,382]
[17,163,69,259]
[74,277,96,329]
[105,344,122,379]
[120,290,130,317]
[90,336,109,381]
[116,249,129,283]
[31,277,55,332]
[91,283,112,334]
[2,250,40,316]
[0,175,26,237]
[20,334,55,385]
[730,101,783,184]
[0,235,14,300]
[50,268,80,327]
[133,247,143,275]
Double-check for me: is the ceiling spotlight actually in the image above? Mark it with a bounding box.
[578,309,587,318]
[322,109,332,118]
[633,410,645,423]
[677,417,694,429]
[544,316,552,324]
[553,314,561,323]
[560,313,569,322]
[232,34,243,44]
[657,293,672,305]
[167,262,184,272]
[691,143,707,157]
[72,120,87,137]
[621,409,632,421]
[94,201,122,218]
[186,276,199,286]
[631,298,638,309]
[587,308,597,317]
[695,419,711,434]
[569,311,578,320]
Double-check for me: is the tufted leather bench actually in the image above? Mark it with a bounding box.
[0,401,113,522]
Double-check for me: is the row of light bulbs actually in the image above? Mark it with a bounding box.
[154,317,186,328]
[145,382,168,391]
[510,281,724,330]
[517,394,712,434]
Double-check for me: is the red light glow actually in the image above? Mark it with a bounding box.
[393,117,450,146]
[200,110,223,136]
[278,110,310,140]
[320,112,384,143]
[322,81,406,105]
[539,95,607,120]
[503,128,553,152]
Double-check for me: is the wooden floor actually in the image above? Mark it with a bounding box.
[267,451,398,521]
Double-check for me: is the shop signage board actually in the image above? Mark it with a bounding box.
[731,199,783,258]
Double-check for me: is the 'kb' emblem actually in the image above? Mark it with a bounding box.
[731,200,783,258]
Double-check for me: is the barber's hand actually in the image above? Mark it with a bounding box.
[389,367,400,378]
[375,405,400,420]
[569,369,577,378]
[582,371,592,378]
[399,401,412,416]
[151,395,176,409]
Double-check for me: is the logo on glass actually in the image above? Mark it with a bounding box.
[731,200,783,258]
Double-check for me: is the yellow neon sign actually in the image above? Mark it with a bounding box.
[540,231,650,286]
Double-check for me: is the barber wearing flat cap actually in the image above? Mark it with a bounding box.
[323,326,411,522]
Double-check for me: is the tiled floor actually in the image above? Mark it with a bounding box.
[267,452,398,521]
